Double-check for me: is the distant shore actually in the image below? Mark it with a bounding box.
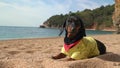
[0,34,120,68]
[86,28,116,31]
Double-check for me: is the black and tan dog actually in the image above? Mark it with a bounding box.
[52,15,106,61]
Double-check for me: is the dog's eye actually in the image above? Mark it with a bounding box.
[68,20,72,22]
[66,22,76,31]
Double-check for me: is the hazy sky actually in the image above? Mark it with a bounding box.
[0,0,115,27]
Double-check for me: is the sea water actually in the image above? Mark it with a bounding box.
[0,26,114,40]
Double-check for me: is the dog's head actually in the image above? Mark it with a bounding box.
[59,15,86,40]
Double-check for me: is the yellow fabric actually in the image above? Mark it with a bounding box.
[61,37,100,60]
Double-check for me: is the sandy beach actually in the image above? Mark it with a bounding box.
[0,34,120,68]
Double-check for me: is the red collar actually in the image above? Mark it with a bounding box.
[64,40,80,51]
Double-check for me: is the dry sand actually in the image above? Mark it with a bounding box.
[0,34,120,68]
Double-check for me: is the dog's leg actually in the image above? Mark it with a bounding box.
[95,39,106,55]
[52,53,66,59]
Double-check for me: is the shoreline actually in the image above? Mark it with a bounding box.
[0,36,61,41]
[86,28,116,31]
[0,34,116,41]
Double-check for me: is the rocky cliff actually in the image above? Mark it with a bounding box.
[112,0,120,34]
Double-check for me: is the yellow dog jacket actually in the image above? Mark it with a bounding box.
[61,37,100,60]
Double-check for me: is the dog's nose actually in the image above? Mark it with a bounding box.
[67,28,75,34]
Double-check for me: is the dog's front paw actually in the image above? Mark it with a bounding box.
[51,53,66,59]
[51,56,58,59]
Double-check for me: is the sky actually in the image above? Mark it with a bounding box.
[0,0,115,27]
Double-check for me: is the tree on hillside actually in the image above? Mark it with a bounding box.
[42,4,114,30]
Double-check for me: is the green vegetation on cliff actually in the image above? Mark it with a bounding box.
[42,4,114,30]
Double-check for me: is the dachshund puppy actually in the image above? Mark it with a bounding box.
[52,15,106,60]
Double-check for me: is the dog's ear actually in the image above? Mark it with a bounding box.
[68,15,86,36]
[77,16,86,36]
[59,20,66,36]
